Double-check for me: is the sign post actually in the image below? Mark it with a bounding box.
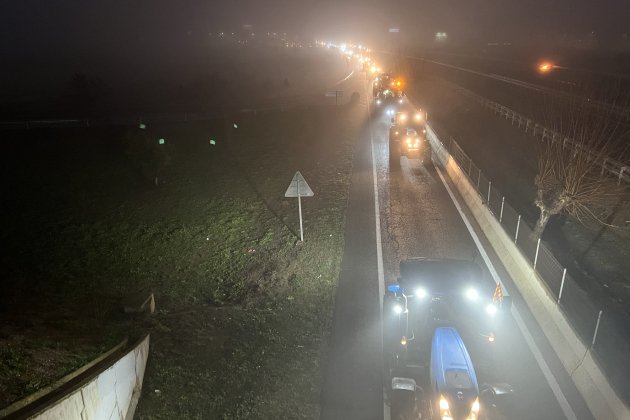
[325,90,344,106]
[285,171,314,241]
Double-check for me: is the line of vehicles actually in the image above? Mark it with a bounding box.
[370,69,515,419]
[371,70,432,170]
[324,41,516,419]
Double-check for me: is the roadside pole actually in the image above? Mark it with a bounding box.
[297,179,304,241]
[285,171,314,241]
[326,90,343,107]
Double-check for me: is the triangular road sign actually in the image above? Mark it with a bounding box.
[285,171,314,197]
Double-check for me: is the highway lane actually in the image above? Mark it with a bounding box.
[374,95,594,419]
[320,64,594,419]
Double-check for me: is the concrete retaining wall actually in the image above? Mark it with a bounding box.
[426,124,630,420]
[1,335,149,420]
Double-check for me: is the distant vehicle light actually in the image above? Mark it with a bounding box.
[398,98,403,104]
[485,304,498,316]
[400,336,407,346]
[466,288,479,301]
[488,333,496,343]
[376,99,382,105]
[393,304,403,314]
[414,113,423,121]
[399,114,407,121]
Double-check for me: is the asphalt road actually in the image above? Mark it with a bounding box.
[320,68,384,420]
[321,67,595,419]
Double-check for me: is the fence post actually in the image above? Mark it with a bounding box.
[468,158,472,176]
[558,268,567,304]
[499,196,505,222]
[487,181,491,204]
[619,167,627,185]
[601,159,608,175]
[477,170,481,190]
[514,215,521,242]
[533,238,541,269]
[592,310,603,347]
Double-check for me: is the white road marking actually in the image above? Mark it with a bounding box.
[336,70,355,86]
[363,72,389,420]
[434,165,577,420]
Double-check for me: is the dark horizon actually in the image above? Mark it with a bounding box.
[3,0,630,58]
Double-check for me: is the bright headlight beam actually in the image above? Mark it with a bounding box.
[393,304,403,314]
[439,395,449,410]
[485,304,498,315]
[415,288,427,298]
[472,398,480,413]
[466,288,479,301]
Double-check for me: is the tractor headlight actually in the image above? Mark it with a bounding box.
[439,395,453,419]
[472,397,480,413]
[485,304,498,316]
[466,288,479,301]
[415,288,427,298]
[439,395,449,410]
[466,397,480,419]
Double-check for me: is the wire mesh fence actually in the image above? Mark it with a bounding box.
[441,134,630,405]
[500,201,519,240]
[488,185,503,219]
[558,273,600,342]
[515,221,538,263]
[534,245,564,298]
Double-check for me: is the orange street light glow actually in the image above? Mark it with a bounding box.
[538,62,553,73]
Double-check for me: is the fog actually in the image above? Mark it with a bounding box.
[2,0,630,109]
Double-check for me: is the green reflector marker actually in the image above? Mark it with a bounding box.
[139,123,146,129]
[233,123,238,129]
[210,139,216,145]
[159,138,165,145]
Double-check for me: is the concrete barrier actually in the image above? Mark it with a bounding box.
[426,124,630,420]
[1,334,149,420]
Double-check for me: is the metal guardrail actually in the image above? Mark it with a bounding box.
[430,125,630,406]
[452,84,630,185]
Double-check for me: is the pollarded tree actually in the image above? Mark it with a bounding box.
[533,94,630,238]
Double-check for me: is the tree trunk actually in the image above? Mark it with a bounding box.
[533,208,552,238]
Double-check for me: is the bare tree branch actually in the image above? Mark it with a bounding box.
[532,87,630,238]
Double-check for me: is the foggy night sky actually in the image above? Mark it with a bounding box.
[1,0,629,57]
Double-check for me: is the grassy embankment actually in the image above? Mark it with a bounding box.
[1,96,364,418]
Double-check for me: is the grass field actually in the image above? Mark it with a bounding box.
[0,91,365,418]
